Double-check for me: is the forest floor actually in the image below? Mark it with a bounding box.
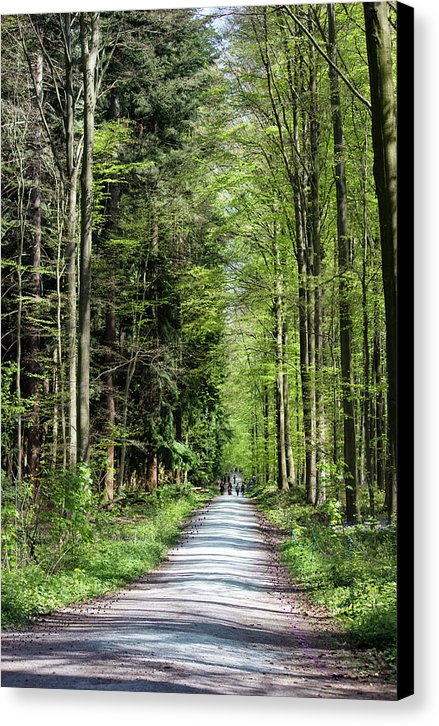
[1,496,396,699]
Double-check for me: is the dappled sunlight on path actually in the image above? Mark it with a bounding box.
[2,496,395,699]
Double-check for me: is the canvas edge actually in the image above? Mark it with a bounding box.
[396,0,414,702]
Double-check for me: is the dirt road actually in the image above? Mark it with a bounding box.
[1,496,396,698]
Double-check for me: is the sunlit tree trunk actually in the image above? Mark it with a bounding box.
[23,51,43,496]
[363,2,397,519]
[274,266,289,492]
[327,4,358,522]
[362,236,374,515]
[282,325,296,488]
[78,12,100,464]
[308,25,325,505]
[263,382,271,484]
[102,92,120,502]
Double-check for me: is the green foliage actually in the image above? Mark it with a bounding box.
[254,485,396,672]
[2,485,208,627]
[34,465,95,573]
[0,362,25,452]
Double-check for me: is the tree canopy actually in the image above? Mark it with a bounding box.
[2,3,399,550]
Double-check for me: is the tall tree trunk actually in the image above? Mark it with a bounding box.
[308,27,325,505]
[362,218,374,514]
[292,114,314,502]
[78,13,100,464]
[63,13,80,467]
[306,263,317,503]
[274,243,288,491]
[66,173,79,466]
[103,306,116,502]
[363,2,398,519]
[282,325,296,487]
[119,351,139,491]
[263,382,271,484]
[327,4,358,522]
[373,322,385,492]
[16,142,26,484]
[275,324,288,490]
[102,92,120,502]
[24,51,43,496]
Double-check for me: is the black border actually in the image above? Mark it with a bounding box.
[396,1,414,701]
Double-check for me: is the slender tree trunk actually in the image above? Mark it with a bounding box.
[63,13,80,467]
[275,313,289,491]
[119,351,139,491]
[78,13,100,464]
[274,242,288,491]
[306,269,317,503]
[25,51,43,495]
[327,4,358,522]
[52,347,59,467]
[362,226,374,515]
[282,325,296,487]
[363,2,398,519]
[16,141,26,484]
[263,382,271,483]
[308,29,325,505]
[102,92,120,502]
[147,454,159,492]
[373,323,385,492]
[66,175,78,466]
[55,198,67,469]
[103,307,116,502]
[293,125,314,502]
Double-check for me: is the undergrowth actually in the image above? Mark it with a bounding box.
[2,483,210,628]
[251,483,397,676]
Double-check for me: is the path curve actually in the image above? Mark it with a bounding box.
[1,496,395,698]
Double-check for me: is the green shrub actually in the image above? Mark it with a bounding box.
[2,484,209,627]
[254,485,397,671]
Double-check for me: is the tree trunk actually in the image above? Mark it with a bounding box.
[64,13,80,467]
[66,174,79,466]
[362,229,374,515]
[308,29,325,505]
[274,245,288,491]
[263,382,271,484]
[147,453,159,492]
[306,268,317,504]
[103,306,116,502]
[275,331,288,490]
[372,324,386,492]
[16,142,26,484]
[24,51,43,495]
[363,2,398,519]
[327,4,358,522]
[78,13,100,464]
[282,325,296,487]
[119,351,139,491]
[102,92,120,502]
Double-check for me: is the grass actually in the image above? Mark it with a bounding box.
[251,483,397,676]
[2,484,211,628]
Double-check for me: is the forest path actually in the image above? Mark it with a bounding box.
[2,496,395,698]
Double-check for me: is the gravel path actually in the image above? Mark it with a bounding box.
[1,496,396,698]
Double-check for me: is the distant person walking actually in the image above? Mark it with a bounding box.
[235,481,240,496]
[240,482,245,496]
